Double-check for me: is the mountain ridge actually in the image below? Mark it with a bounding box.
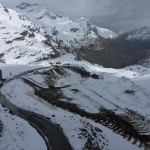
[16,3,118,48]
[0,3,118,65]
[1,2,150,68]
[77,26,150,68]
[122,26,150,41]
[0,3,150,150]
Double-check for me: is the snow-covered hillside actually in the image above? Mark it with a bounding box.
[1,59,150,150]
[124,26,150,40]
[125,65,150,93]
[16,3,117,48]
[0,3,118,65]
[138,50,150,68]
[1,54,150,149]
[0,4,58,64]
[0,104,47,150]
[0,3,150,150]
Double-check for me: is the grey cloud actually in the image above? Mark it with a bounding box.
[0,0,150,32]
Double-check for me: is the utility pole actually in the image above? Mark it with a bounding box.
[0,70,2,81]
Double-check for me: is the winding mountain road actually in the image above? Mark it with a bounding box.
[0,93,73,150]
[1,65,150,150]
[0,66,73,150]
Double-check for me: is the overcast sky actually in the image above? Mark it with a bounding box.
[0,0,150,32]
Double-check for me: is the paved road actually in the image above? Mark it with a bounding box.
[0,66,73,150]
[0,93,73,150]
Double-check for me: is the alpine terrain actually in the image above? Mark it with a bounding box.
[0,3,150,150]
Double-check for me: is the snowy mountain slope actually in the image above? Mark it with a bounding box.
[123,27,150,67]
[1,54,150,149]
[0,3,118,65]
[138,50,150,67]
[0,63,40,79]
[15,3,117,49]
[123,26,150,41]
[0,62,146,150]
[37,57,150,118]
[125,65,150,93]
[79,26,150,68]
[0,4,58,64]
[0,104,47,150]
[0,3,150,150]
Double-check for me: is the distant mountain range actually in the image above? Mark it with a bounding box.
[0,2,150,68]
[123,26,150,41]
[78,26,150,68]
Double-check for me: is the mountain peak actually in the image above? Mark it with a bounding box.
[0,3,117,65]
[16,3,118,44]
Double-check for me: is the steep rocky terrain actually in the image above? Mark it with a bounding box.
[123,26,150,41]
[0,3,150,150]
[1,3,150,68]
[16,3,117,50]
[77,27,150,68]
[0,4,58,64]
[0,3,118,65]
